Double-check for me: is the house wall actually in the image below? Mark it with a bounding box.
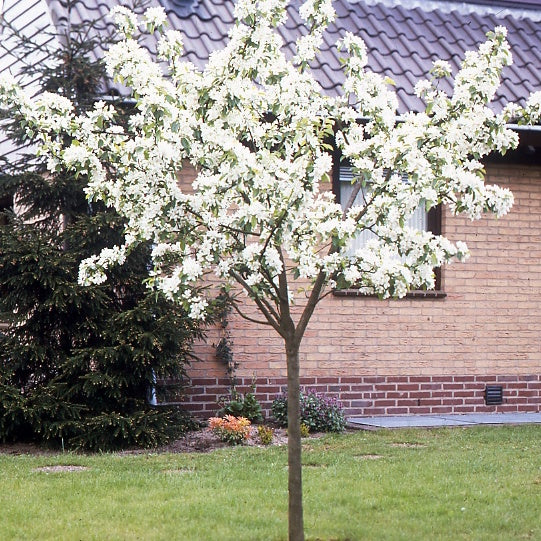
[0,0,57,164]
[181,162,541,418]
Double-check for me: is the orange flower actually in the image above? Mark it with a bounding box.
[208,415,251,444]
[208,417,225,429]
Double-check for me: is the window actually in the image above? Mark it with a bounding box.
[334,164,444,296]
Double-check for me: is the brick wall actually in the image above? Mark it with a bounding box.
[182,374,541,418]
[182,162,541,417]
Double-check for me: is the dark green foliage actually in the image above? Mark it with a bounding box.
[215,289,239,380]
[0,2,205,451]
[215,335,236,372]
[218,389,264,423]
[271,393,289,427]
[271,390,346,432]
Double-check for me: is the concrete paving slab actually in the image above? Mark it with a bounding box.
[440,413,541,425]
[348,415,470,428]
[347,412,541,429]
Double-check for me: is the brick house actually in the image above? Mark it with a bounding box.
[2,0,540,418]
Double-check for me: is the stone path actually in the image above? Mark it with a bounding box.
[347,412,541,429]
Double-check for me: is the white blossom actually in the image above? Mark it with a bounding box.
[0,1,532,319]
[295,31,323,63]
[414,79,432,98]
[430,59,452,78]
[144,7,167,30]
[110,6,138,37]
[157,30,184,60]
[182,257,203,281]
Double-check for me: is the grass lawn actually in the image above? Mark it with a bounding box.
[1,425,541,540]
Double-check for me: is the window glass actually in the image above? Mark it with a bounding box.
[339,166,428,254]
[338,165,443,293]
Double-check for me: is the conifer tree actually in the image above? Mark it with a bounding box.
[0,1,204,450]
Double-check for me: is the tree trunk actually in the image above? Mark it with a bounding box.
[286,338,304,541]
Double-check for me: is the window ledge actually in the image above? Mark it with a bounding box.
[333,289,447,299]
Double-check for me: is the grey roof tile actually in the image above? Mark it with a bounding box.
[41,0,541,113]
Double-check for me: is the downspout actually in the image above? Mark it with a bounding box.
[147,369,158,406]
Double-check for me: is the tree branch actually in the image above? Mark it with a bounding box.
[295,269,327,343]
[293,172,394,342]
[229,269,282,334]
[229,300,273,327]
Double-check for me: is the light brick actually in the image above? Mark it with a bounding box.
[172,161,541,417]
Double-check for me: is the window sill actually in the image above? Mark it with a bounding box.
[333,289,447,299]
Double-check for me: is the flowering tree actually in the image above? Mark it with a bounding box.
[1,0,540,538]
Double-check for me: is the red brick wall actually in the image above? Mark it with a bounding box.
[182,162,541,418]
[183,374,541,418]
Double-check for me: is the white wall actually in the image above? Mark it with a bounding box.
[0,0,57,166]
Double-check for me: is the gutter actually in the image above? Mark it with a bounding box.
[351,116,541,162]
[506,124,541,150]
[506,123,541,133]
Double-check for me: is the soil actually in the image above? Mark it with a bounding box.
[0,442,57,456]
[0,426,303,456]
[123,425,292,454]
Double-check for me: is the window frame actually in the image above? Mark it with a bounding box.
[332,160,445,298]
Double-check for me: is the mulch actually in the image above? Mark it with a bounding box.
[0,426,306,456]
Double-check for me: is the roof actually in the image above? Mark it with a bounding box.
[2,0,540,114]
[38,0,540,115]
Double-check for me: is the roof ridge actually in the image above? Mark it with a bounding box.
[359,0,541,21]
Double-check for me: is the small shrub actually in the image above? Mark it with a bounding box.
[257,425,274,445]
[271,390,347,432]
[208,415,251,445]
[300,422,310,438]
[270,392,288,426]
[301,389,347,432]
[217,388,263,423]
